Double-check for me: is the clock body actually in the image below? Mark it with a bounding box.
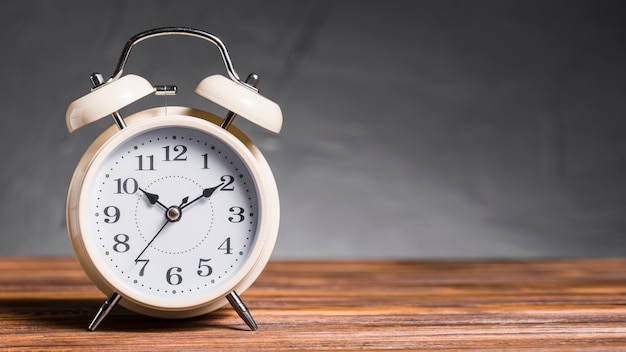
[66,106,279,318]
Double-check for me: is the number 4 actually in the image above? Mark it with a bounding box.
[218,237,232,254]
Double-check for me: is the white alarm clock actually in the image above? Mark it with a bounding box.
[65,27,282,331]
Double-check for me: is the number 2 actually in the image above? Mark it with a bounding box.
[220,175,235,191]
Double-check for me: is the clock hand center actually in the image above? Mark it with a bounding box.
[166,206,182,222]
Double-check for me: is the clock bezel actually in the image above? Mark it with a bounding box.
[67,107,279,318]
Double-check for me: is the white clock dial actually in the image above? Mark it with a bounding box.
[82,119,260,308]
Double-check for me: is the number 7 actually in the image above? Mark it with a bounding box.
[136,259,149,276]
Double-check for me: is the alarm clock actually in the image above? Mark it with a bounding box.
[65,27,282,331]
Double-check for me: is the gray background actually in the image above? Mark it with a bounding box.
[1,0,625,258]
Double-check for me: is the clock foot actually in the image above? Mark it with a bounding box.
[226,291,258,331]
[87,291,122,331]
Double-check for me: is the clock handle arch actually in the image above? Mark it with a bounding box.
[109,27,254,92]
[115,27,283,133]
[66,27,282,133]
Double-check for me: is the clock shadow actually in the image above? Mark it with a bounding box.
[0,297,246,333]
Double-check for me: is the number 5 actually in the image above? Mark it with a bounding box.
[197,258,213,277]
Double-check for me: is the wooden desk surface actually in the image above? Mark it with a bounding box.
[1,258,626,350]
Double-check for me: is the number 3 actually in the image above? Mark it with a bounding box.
[228,206,245,223]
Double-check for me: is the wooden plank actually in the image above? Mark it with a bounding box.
[1,258,626,350]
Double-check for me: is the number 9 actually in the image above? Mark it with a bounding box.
[103,206,120,223]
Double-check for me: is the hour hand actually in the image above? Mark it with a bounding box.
[179,184,221,210]
[139,188,167,210]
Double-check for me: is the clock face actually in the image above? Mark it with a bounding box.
[79,117,261,309]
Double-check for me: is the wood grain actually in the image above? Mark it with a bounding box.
[1,258,626,350]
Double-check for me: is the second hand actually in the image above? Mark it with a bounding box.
[134,195,190,263]
[135,219,169,262]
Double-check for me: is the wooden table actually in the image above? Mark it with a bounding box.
[1,258,626,350]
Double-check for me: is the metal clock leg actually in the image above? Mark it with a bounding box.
[227,291,258,331]
[87,291,122,331]
[221,72,261,332]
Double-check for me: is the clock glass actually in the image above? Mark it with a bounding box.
[80,119,260,309]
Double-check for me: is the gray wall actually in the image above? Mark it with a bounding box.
[1,0,625,258]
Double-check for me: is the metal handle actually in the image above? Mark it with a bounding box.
[108,27,256,92]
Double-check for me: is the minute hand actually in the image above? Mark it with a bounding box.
[179,184,222,211]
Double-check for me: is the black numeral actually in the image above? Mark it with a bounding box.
[114,178,138,194]
[202,153,209,169]
[228,206,245,223]
[166,267,183,285]
[220,175,235,191]
[113,234,130,253]
[163,145,187,161]
[197,258,213,277]
[136,155,155,171]
[136,259,149,276]
[218,237,233,254]
[103,206,120,223]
